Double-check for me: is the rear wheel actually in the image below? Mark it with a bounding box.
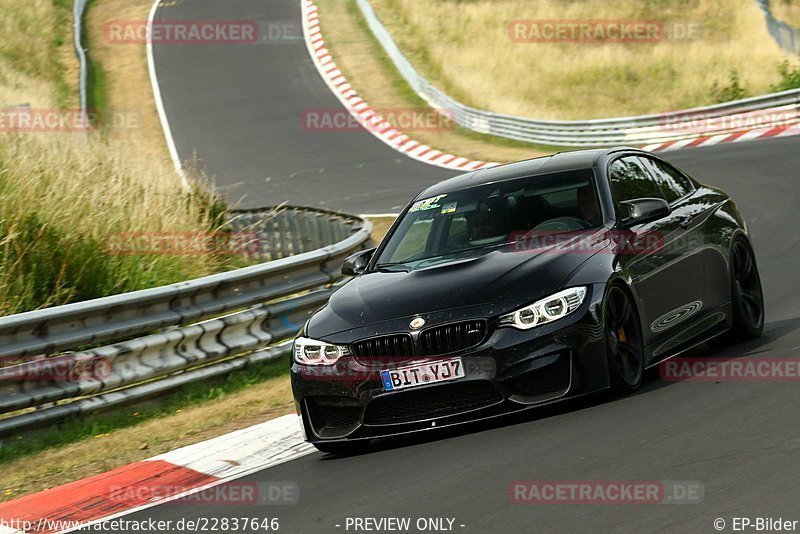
[730,237,764,340]
[605,286,644,393]
[313,440,371,456]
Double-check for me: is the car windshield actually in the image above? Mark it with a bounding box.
[375,169,601,269]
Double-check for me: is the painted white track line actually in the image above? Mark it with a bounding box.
[146,0,189,190]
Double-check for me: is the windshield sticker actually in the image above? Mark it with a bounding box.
[409,194,447,213]
[441,201,457,214]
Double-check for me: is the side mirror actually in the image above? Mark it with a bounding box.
[342,248,375,276]
[619,198,671,229]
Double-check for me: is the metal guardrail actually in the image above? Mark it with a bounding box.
[44,3,371,439]
[356,0,800,147]
[757,0,800,54]
[73,0,89,125]
[228,206,365,261]
[0,208,372,435]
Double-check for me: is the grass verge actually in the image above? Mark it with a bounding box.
[82,0,108,126]
[362,0,795,119]
[0,357,295,500]
[0,0,233,316]
[0,208,394,499]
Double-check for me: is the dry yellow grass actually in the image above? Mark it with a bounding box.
[86,0,170,153]
[771,0,800,26]
[0,0,227,315]
[315,0,550,163]
[0,132,224,312]
[0,0,72,98]
[0,0,73,107]
[368,0,795,119]
[1,375,294,500]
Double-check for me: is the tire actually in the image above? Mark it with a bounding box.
[313,440,371,456]
[730,237,764,340]
[605,285,645,393]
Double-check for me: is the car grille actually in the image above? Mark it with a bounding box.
[350,333,415,365]
[306,397,362,439]
[363,381,502,425]
[421,320,487,356]
[505,353,571,399]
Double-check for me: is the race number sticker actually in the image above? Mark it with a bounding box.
[409,194,447,213]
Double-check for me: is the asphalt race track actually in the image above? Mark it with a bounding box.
[151,0,454,213]
[138,0,800,531]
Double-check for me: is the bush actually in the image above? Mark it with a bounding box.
[770,60,800,92]
[711,69,750,103]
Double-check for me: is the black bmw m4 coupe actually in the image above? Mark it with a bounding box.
[291,147,764,454]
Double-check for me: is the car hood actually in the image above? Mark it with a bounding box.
[307,232,609,339]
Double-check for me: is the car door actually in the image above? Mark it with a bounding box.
[608,156,704,360]
[639,155,729,322]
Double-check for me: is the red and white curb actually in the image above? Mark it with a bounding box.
[643,122,800,152]
[0,415,312,534]
[301,0,498,172]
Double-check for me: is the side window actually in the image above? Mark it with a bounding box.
[608,157,665,212]
[639,157,693,203]
[389,218,433,262]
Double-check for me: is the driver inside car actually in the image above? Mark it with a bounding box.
[576,185,600,226]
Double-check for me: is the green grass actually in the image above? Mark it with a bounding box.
[50,0,72,108]
[0,0,73,107]
[0,355,290,464]
[0,133,233,315]
[770,60,800,92]
[83,0,109,128]
[0,0,236,315]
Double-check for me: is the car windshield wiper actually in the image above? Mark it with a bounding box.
[413,241,510,268]
[373,262,411,272]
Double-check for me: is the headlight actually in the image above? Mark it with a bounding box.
[498,287,587,330]
[293,337,351,366]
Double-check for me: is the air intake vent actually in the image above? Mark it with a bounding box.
[364,380,502,425]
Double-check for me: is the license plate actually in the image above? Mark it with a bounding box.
[380,358,464,391]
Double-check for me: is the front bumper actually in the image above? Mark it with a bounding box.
[291,285,609,443]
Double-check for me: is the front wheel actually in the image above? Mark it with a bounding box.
[730,237,764,340]
[605,285,644,393]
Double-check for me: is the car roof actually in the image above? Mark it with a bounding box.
[416,146,643,199]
